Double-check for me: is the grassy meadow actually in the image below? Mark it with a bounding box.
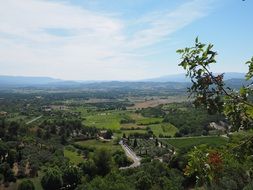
[64,148,84,165]
[149,123,178,137]
[75,139,122,153]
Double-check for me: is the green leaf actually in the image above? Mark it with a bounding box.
[176,49,184,54]
[240,87,246,95]
[198,44,205,49]
[195,37,199,44]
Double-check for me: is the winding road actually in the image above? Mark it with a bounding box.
[119,140,141,169]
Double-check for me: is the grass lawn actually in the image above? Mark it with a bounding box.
[149,123,178,137]
[75,139,122,153]
[64,148,84,164]
[161,136,228,150]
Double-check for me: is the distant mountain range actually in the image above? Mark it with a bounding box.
[0,75,61,86]
[0,72,248,90]
[143,72,246,82]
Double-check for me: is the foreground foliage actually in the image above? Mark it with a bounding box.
[177,38,253,189]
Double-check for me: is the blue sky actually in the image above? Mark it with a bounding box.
[0,0,252,80]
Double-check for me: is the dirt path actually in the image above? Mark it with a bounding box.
[119,140,141,169]
[26,115,43,125]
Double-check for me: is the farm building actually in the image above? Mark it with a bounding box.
[0,111,7,117]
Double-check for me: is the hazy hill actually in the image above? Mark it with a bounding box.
[144,72,246,82]
[0,72,248,90]
[0,75,61,86]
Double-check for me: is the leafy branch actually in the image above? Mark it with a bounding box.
[177,38,253,131]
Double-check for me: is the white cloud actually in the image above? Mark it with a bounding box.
[127,0,213,49]
[0,0,214,80]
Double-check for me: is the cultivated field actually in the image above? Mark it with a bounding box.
[161,136,228,150]
[75,139,122,153]
[129,96,188,109]
[149,123,178,137]
[82,111,123,129]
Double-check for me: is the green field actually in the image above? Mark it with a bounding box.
[115,129,147,138]
[117,123,178,138]
[75,139,122,153]
[64,148,84,164]
[136,117,163,125]
[83,111,123,130]
[149,123,178,137]
[129,113,145,120]
[161,136,228,149]
[120,123,146,130]
[78,107,165,130]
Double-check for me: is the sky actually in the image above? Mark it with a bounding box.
[0,0,252,81]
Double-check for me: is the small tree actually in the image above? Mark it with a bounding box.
[135,171,152,190]
[93,148,112,176]
[80,159,97,180]
[0,162,16,183]
[60,134,67,145]
[155,138,159,147]
[6,149,17,167]
[63,165,82,189]
[8,121,20,137]
[133,138,138,148]
[18,180,35,190]
[36,128,43,138]
[0,142,8,162]
[29,164,39,177]
[41,167,63,190]
[104,129,113,139]
[43,128,51,140]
